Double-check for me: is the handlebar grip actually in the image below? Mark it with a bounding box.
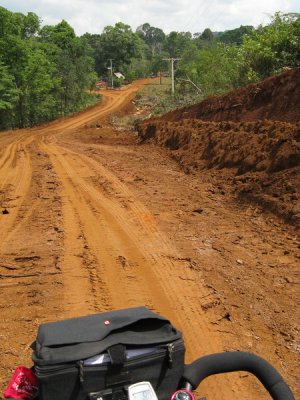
[182,352,294,400]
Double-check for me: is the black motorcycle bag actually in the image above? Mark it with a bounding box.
[32,307,185,400]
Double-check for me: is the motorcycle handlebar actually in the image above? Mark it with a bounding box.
[182,352,294,400]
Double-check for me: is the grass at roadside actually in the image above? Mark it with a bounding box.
[135,77,204,116]
[136,78,172,98]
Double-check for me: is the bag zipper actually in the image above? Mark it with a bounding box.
[167,343,174,366]
[36,340,184,379]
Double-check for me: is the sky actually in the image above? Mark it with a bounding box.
[0,0,299,36]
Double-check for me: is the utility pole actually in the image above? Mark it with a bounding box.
[108,59,114,88]
[163,58,181,94]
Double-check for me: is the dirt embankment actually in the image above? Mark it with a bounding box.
[137,68,300,227]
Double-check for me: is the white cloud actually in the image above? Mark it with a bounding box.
[0,0,299,35]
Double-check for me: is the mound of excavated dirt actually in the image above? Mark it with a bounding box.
[137,68,300,227]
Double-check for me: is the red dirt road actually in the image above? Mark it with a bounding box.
[0,79,298,399]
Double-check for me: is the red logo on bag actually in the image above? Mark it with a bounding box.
[3,366,38,399]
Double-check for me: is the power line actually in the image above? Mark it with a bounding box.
[181,0,212,34]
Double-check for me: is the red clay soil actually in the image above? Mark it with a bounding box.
[137,68,300,227]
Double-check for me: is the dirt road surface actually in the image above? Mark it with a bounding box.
[0,78,298,399]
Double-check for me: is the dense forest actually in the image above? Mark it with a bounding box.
[0,7,299,130]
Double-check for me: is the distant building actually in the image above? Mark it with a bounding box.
[114,72,125,79]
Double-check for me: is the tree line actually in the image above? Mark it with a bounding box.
[0,7,97,130]
[134,13,299,99]
[0,7,299,130]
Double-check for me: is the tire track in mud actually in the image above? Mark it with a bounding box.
[42,140,244,399]
[0,135,66,389]
[0,136,33,250]
[42,142,170,310]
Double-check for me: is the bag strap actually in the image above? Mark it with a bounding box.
[108,344,126,366]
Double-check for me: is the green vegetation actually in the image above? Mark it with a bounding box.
[174,13,300,101]
[0,7,98,130]
[241,13,300,80]
[0,7,299,130]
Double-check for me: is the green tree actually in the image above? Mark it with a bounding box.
[0,7,98,130]
[241,13,300,79]
[39,21,97,115]
[0,8,61,127]
[39,20,75,48]
[0,60,18,129]
[164,31,192,57]
[24,45,59,125]
[176,43,243,96]
[151,52,170,75]
[53,39,96,114]
[136,23,165,56]
[217,25,254,45]
[193,28,216,49]
[1,34,33,127]
[82,32,102,75]
[98,22,141,74]
[0,7,40,38]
